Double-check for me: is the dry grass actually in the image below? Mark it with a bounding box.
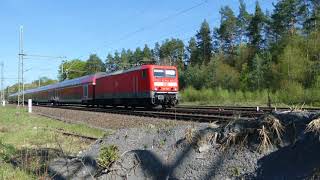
[257,126,272,152]
[185,128,197,144]
[220,133,238,151]
[262,115,284,144]
[305,118,320,138]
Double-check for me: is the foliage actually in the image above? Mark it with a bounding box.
[97,145,119,169]
[58,59,86,81]
[85,54,105,75]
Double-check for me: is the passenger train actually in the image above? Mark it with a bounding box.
[8,65,179,108]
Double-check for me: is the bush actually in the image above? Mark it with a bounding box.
[97,145,119,169]
[180,87,320,106]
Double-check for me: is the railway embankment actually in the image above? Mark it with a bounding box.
[48,110,320,179]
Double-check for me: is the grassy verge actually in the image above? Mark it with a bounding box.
[0,106,107,179]
[180,87,320,107]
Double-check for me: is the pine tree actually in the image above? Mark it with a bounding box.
[133,47,143,65]
[152,42,161,64]
[85,54,105,74]
[271,0,308,40]
[304,0,320,32]
[237,0,251,44]
[248,1,266,52]
[196,20,213,65]
[142,44,152,61]
[105,53,114,72]
[216,7,238,55]
[187,37,199,65]
[120,49,129,69]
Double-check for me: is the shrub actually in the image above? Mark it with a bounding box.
[97,145,119,169]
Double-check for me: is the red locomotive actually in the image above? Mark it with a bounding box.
[9,65,179,108]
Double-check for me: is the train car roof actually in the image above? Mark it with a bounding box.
[9,72,107,97]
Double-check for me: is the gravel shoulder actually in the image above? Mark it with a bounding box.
[47,110,320,179]
[33,106,193,130]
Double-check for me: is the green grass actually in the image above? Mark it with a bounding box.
[180,87,320,107]
[0,106,107,179]
[0,164,35,180]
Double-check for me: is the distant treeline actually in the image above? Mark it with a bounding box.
[6,0,320,105]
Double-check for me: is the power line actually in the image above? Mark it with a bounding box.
[101,0,208,52]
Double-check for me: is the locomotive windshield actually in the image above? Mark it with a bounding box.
[153,69,176,78]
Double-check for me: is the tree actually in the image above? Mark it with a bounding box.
[248,1,266,52]
[304,0,320,32]
[120,49,129,69]
[237,0,252,44]
[152,42,161,64]
[85,54,105,75]
[186,37,199,65]
[271,0,308,40]
[58,59,86,81]
[215,7,237,55]
[196,20,213,64]
[113,51,121,70]
[159,38,185,68]
[142,44,152,60]
[133,47,143,65]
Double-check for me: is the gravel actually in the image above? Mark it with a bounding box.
[33,106,192,130]
[47,110,320,180]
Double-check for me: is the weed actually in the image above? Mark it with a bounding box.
[185,128,196,144]
[305,118,320,139]
[159,138,166,148]
[0,141,16,162]
[97,145,119,169]
[229,166,241,177]
[143,144,148,149]
[257,126,272,152]
[263,115,284,144]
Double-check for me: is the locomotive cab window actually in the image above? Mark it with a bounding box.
[165,70,176,78]
[153,69,165,77]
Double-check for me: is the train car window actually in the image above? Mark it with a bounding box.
[83,85,88,98]
[154,69,165,77]
[142,69,147,78]
[165,70,176,78]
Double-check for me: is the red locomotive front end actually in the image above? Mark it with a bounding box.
[149,65,179,108]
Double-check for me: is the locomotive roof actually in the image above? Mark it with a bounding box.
[9,64,176,97]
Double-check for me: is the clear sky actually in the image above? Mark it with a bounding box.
[0,0,275,87]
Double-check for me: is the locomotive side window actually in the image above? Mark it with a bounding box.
[165,70,176,78]
[154,69,165,77]
[142,69,147,78]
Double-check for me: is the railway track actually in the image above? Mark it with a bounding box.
[34,104,275,123]
[175,105,320,112]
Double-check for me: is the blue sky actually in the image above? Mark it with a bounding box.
[0,0,275,87]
